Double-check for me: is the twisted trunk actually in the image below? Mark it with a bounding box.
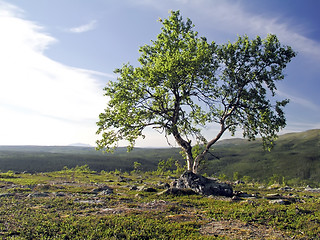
[172,128,193,171]
[192,122,227,173]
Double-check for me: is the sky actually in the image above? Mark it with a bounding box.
[0,0,319,147]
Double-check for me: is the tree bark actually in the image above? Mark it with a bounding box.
[192,122,227,173]
[172,127,194,171]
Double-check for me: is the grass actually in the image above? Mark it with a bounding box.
[0,168,319,239]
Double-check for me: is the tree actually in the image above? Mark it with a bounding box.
[96,11,296,173]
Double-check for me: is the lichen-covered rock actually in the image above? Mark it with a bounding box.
[171,171,233,197]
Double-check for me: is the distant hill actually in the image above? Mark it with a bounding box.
[0,129,319,184]
[68,143,93,147]
[0,145,182,173]
[204,129,320,184]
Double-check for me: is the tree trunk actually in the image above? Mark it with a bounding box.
[172,128,194,172]
[192,123,227,173]
[184,148,194,171]
[192,154,205,174]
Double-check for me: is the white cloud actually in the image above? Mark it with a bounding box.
[68,20,97,33]
[280,121,320,134]
[74,68,116,79]
[0,3,106,145]
[133,0,320,60]
[276,90,320,112]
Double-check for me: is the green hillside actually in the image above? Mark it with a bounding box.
[0,129,319,185]
[205,129,320,184]
[0,145,182,173]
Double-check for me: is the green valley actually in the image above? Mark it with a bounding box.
[0,129,319,186]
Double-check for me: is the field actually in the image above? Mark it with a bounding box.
[1,167,319,239]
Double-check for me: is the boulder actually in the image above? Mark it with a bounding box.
[171,171,233,197]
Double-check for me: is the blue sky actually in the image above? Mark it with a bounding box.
[0,0,319,146]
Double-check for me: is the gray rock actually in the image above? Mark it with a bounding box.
[167,176,176,180]
[91,185,113,194]
[129,185,138,190]
[118,176,132,182]
[157,187,197,196]
[0,193,14,197]
[157,182,170,189]
[28,192,50,197]
[269,199,291,205]
[231,195,242,201]
[54,192,66,197]
[234,191,256,198]
[171,171,233,197]
[304,186,320,193]
[139,186,157,192]
[98,189,113,195]
[265,193,283,200]
[278,186,294,191]
[234,180,245,185]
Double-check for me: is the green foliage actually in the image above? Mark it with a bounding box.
[0,170,17,179]
[96,10,296,173]
[268,174,285,186]
[61,164,96,174]
[218,173,227,181]
[132,161,142,174]
[233,171,240,181]
[174,160,187,175]
[156,157,175,175]
[242,175,252,184]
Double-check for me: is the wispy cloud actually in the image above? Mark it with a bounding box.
[0,3,106,145]
[276,90,320,112]
[208,2,320,60]
[133,0,320,60]
[74,68,116,79]
[280,121,320,134]
[68,20,97,33]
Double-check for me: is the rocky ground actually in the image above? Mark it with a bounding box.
[0,171,319,239]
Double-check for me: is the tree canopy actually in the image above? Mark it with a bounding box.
[96,11,296,173]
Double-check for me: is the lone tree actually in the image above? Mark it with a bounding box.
[96,11,296,173]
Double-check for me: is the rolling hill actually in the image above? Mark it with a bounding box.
[0,129,319,184]
[204,129,320,184]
